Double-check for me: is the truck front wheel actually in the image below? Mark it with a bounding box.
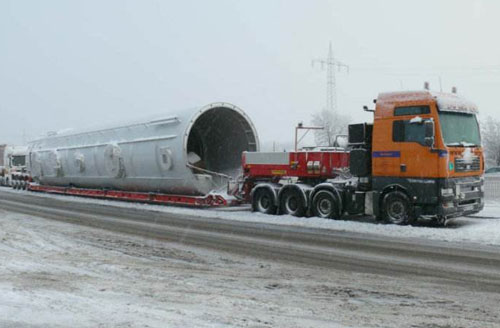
[252,188,277,215]
[312,190,341,219]
[381,191,415,225]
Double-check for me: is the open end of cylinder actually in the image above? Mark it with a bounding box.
[186,106,258,184]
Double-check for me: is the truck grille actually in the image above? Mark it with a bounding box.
[455,157,480,172]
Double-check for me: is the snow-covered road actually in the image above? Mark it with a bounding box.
[1,188,500,327]
[1,206,500,328]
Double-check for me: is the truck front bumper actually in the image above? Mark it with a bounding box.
[438,176,484,219]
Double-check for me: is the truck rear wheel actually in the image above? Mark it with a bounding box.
[252,188,277,215]
[382,191,414,225]
[280,189,306,217]
[312,190,341,219]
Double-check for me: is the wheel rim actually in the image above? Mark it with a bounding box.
[387,200,406,223]
[317,198,332,217]
[258,194,271,212]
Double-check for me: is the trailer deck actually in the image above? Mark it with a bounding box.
[28,183,231,207]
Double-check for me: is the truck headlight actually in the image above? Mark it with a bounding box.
[441,188,453,196]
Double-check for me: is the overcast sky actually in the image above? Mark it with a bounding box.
[1,0,499,148]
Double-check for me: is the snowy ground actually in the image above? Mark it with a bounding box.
[1,207,500,328]
[3,188,500,247]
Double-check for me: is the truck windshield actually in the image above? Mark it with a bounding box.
[438,111,481,147]
[11,155,26,166]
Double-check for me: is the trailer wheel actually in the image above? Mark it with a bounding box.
[312,190,341,219]
[382,191,414,225]
[280,189,306,217]
[252,188,277,215]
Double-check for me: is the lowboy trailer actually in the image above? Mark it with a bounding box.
[27,183,230,207]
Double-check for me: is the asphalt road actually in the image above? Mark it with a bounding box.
[1,189,500,293]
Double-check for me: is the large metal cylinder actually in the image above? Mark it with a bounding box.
[28,103,259,195]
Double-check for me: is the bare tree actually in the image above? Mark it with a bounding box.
[482,117,500,167]
[311,110,350,147]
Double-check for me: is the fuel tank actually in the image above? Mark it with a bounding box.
[28,103,259,195]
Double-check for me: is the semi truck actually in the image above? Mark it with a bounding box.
[0,145,29,188]
[243,90,484,225]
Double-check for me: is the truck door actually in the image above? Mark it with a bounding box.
[392,118,438,179]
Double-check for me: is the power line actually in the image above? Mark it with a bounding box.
[354,64,500,70]
[349,65,500,75]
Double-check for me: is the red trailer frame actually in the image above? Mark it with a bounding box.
[28,183,232,207]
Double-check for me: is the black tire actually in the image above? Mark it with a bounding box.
[280,188,306,217]
[312,190,341,219]
[381,191,414,225]
[252,188,277,215]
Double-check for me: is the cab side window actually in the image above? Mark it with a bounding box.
[393,120,426,145]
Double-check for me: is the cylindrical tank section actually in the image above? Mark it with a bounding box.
[28,103,259,195]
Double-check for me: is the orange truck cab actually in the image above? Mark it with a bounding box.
[366,90,484,222]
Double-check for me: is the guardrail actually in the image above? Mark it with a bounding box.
[485,176,500,201]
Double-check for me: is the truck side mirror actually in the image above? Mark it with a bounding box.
[424,120,435,148]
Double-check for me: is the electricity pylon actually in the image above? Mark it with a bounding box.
[312,42,349,112]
